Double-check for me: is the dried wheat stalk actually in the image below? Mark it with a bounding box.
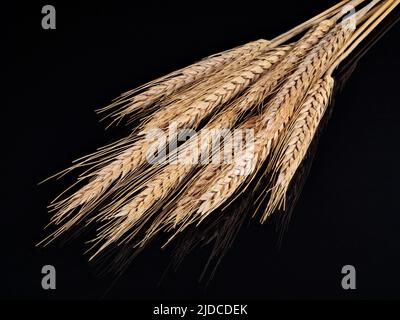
[41,0,399,269]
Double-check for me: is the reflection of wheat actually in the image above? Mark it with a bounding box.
[42,0,399,264]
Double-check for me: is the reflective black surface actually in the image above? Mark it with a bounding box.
[3,0,400,299]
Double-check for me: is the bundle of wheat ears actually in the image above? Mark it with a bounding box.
[41,0,399,269]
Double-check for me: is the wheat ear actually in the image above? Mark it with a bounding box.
[262,76,334,222]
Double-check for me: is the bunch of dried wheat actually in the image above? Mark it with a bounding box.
[41,0,400,267]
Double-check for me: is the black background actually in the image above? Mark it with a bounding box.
[3,0,400,300]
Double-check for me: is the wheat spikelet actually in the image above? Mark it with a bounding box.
[262,76,334,222]
[196,24,352,219]
[100,39,271,121]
